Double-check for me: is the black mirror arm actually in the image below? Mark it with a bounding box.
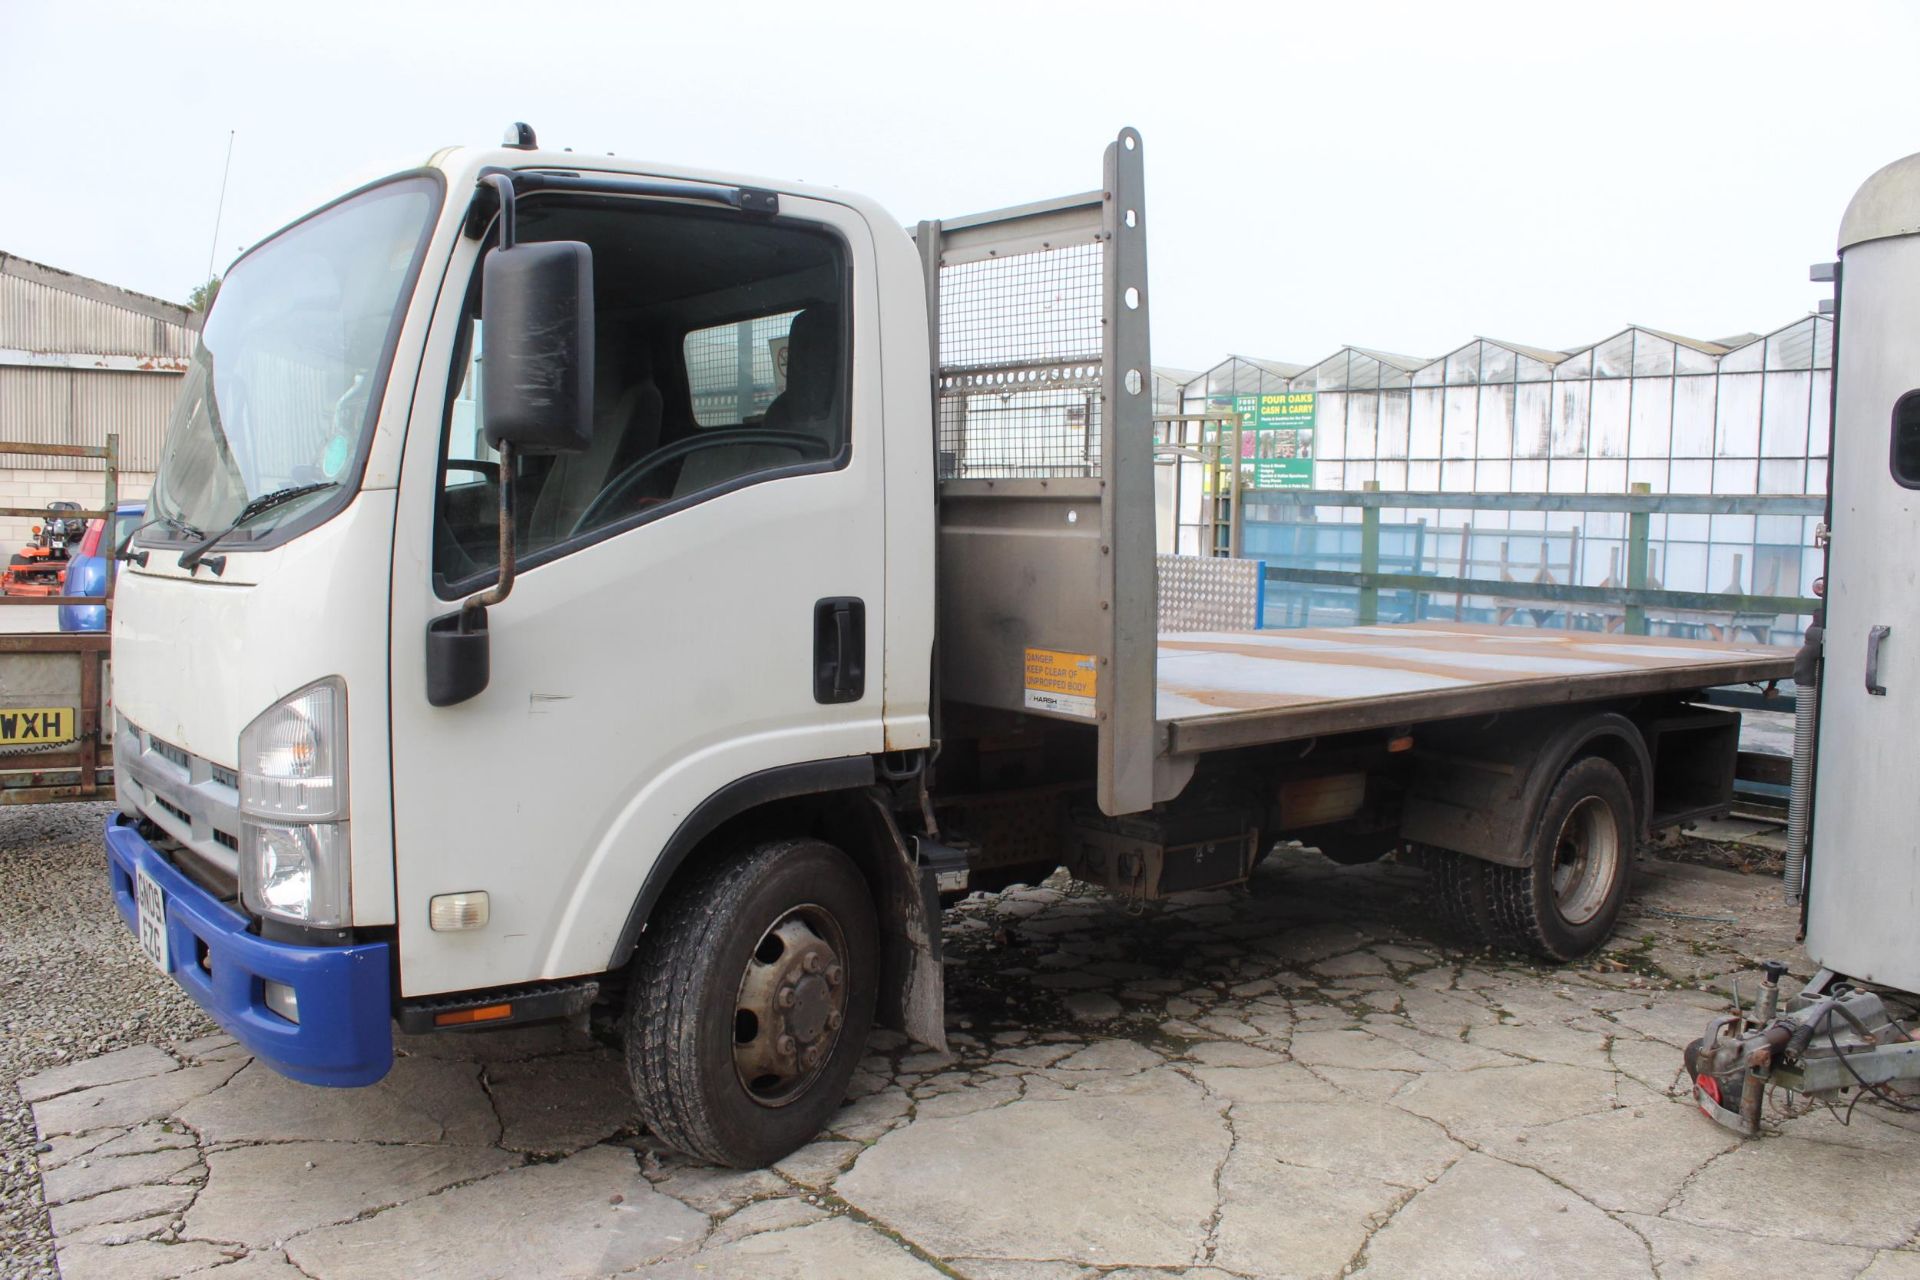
[460,441,517,631]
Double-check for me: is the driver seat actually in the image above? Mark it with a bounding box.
[526,346,665,543]
[672,305,840,498]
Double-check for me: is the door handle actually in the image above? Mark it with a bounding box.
[813,598,866,705]
[1867,624,1891,696]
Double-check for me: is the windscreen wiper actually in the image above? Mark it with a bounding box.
[115,513,204,568]
[178,483,337,575]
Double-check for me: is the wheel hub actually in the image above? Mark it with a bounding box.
[1550,795,1620,926]
[732,907,848,1106]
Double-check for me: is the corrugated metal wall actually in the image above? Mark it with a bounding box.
[0,271,195,361]
[0,366,181,471]
[0,256,196,475]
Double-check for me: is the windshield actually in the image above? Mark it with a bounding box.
[146,174,440,544]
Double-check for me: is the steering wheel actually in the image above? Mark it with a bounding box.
[569,428,831,536]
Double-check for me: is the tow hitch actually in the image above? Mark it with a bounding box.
[1685,961,1920,1135]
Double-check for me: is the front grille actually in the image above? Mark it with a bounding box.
[120,717,243,883]
[140,818,240,902]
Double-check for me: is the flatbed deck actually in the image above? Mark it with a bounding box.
[1158,623,1794,754]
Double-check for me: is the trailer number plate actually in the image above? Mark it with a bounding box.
[1024,648,1097,719]
[0,707,75,745]
[136,867,170,974]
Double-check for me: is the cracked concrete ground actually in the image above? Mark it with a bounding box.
[16,822,1920,1280]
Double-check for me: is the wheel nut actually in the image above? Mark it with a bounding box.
[826,1010,843,1031]
[802,952,824,975]
[777,987,796,1009]
[826,964,843,987]
[803,1046,821,1069]
[776,1035,796,1057]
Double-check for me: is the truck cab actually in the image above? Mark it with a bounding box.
[108,128,941,1164]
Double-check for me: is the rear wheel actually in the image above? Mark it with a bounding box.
[1484,756,1636,961]
[624,837,878,1167]
[1413,844,1496,946]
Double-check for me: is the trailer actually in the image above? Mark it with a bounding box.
[103,125,1791,1168]
[1687,151,1920,1134]
[0,439,118,806]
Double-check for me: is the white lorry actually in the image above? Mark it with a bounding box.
[108,125,1790,1166]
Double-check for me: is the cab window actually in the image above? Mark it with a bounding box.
[433,200,848,595]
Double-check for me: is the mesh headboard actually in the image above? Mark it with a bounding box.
[918,129,1160,816]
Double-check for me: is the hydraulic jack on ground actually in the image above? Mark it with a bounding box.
[1685,961,1920,1136]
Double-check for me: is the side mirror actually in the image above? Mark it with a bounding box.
[480,241,595,454]
[428,179,595,709]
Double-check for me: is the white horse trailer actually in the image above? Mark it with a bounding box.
[1689,151,1920,1133]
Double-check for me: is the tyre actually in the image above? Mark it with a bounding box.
[1414,844,1496,946]
[1484,756,1636,961]
[624,837,878,1167]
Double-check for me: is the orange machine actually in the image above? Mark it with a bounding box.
[0,501,86,596]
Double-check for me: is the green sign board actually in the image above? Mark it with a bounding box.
[1228,392,1316,489]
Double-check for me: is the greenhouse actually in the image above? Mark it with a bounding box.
[1161,315,1832,643]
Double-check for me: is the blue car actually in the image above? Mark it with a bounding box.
[58,503,145,632]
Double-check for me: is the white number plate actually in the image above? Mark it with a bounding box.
[136,867,169,973]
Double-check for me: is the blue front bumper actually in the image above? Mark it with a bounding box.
[104,813,394,1086]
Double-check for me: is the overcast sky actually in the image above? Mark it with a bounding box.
[5,0,1914,370]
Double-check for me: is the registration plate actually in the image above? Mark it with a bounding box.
[136,867,169,974]
[0,707,75,746]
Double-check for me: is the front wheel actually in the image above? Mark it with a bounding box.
[1484,756,1637,961]
[624,837,878,1167]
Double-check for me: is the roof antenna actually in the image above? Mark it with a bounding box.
[203,130,236,285]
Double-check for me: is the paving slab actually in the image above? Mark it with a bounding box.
[184,1141,519,1248]
[50,1236,236,1280]
[283,1146,706,1279]
[1213,1157,1406,1279]
[1479,1097,1739,1215]
[175,1056,497,1146]
[32,1060,244,1139]
[1392,1060,1619,1140]
[1621,1212,1878,1279]
[836,1090,1229,1266]
[19,1045,180,1104]
[1354,1153,1654,1279]
[1671,1135,1920,1248]
[1230,1101,1465,1190]
[484,1050,636,1153]
[631,1215,948,1278]
[39,1146,203,1206]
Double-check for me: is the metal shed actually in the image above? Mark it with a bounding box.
[0,253,196,546]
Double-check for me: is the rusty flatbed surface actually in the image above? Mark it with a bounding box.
[1158,623,1794,754]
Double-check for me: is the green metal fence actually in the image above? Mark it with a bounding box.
[1243,485,1823,636]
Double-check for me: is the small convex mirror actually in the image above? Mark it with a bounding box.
[480,241,596,454]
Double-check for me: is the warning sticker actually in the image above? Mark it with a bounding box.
[1023,648,1098,719]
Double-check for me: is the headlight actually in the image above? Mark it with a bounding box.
[239,678,350,927]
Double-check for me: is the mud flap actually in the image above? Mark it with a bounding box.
[860,792,948,1054]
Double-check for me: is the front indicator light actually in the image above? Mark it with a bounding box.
[430,892,490,932]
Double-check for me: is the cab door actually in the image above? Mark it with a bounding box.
[387,179,887,996]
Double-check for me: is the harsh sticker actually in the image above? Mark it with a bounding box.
[1023,648,1098,719]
